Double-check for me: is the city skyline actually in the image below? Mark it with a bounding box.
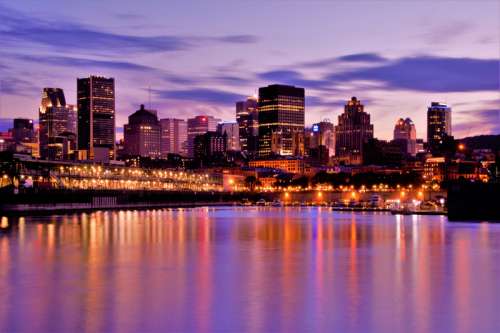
[0,1,498,141]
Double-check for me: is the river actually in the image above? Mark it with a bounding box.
[1,207,499,332]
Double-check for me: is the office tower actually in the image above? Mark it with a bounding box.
[393,118,417,156]
[39,88,78,160]
[217,122,240,151]
[194,131,227,163]
[236,96,258,156]
[187,115,221,157]
[12,118,35,143]
[77,76,115,161]
[124,104,161,158]
[427,102,452,155]
[335,97,374,165]
[311,120,335,157]
[160,118,187,157]
[258,84,305,157]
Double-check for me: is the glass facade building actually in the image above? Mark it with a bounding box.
[77,76,115,161]
[257,84,305,157]
[427,102,452,155]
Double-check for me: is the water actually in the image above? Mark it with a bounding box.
[1,207,500,333]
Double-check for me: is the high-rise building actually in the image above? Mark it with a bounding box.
[393,118,417,156]
[194,131,227,165]
[124,104,161,158]
[258,84,305,157]
[311,120,335,157]
[217,122,240,151]
[187,115,221,157]
[335,97,374,165]
[236,96,258,156]
[427,102,452,155]
[39,88,78,160]
[77,76,115,161]
[12,118,35,143]
[160,118,187,157]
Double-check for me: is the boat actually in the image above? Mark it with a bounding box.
[271,200,283,207]
[239,198,252,206]
[256,199,267,206]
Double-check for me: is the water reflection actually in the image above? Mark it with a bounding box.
[0,208,499,332]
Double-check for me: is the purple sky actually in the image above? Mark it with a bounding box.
[0,0,499,140]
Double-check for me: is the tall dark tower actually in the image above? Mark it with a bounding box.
[77,76,115,161]
[39,88,78,160]
[257,84,305,157]
[335,97,374,165]
[427,102,452,155]
[236,96,258,156]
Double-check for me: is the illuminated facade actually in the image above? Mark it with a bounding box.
[249,158,306,174]
[427,102,452,155]
[39,88,78,160]
[77,76,116,161]
[160,118,187,157]
[393,118,417,156]
[335,97,374,165]
[236,96,259,156]
[257,84,305,157]
[187,115,221,157]
[124,104,161,158]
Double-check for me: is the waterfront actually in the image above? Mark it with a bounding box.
[1,208,500,332]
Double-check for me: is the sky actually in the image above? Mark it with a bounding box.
[0,0,499,140]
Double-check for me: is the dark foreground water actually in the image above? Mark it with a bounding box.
[1,208,500,333]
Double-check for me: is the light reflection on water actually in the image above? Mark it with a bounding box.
[1,207,500,333]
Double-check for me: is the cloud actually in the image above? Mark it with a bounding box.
[454,109,500,136]
[299,53,387,68]
[152,88,244,105]
[325,55,499,92]
[258,70,329,89]
[0,4,258,56]
[337,53,387,63]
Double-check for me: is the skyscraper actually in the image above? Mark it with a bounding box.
[124,104,161,158]
[160,118,187,157]
[187,115,221,157]
[393,118,417,156]
[77,76,115,161]
[257,84,305,157]
[236,96,258,156]
[427,102,452,155]
[217,122,240,151]
[335,97,374,165]
[311,120,335,157]
[39,88,78,160]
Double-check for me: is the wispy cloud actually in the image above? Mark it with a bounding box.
[152,88,244,105]
[0,4,258,57]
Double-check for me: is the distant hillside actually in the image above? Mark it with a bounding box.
[458,135,500,151]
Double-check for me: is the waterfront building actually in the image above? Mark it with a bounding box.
[217,122,240,151]
[124,104,161,158]
[77,76,116,161]
[160,118,187,157]
[249,157,307,174]
[194,131,227,163]
[335,97,374,165]
[427,102,452,155]
[236,96,259,156]
[187,115,221,157]
[39,88,78,160]
[257,84,305,157]
[393,118,417,156]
